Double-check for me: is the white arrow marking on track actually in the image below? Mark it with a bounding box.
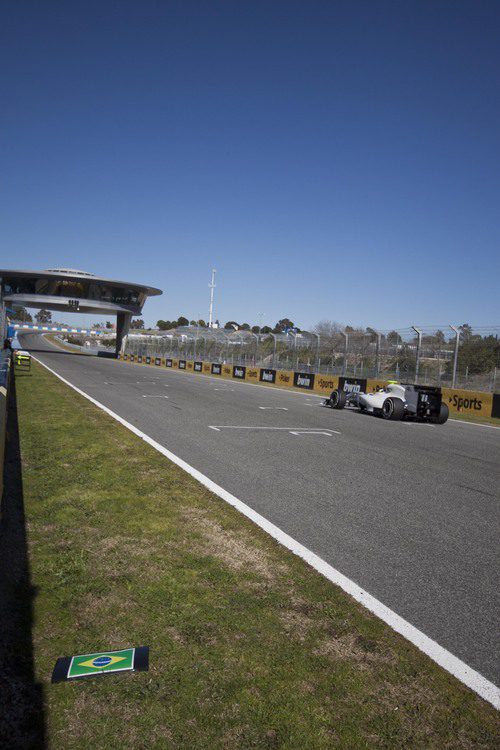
[290,430,333,436]
[208,426,340,434]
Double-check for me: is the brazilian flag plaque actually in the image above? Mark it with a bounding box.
[52,646,149,683]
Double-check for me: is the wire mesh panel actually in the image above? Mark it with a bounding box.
[123,324,499,392]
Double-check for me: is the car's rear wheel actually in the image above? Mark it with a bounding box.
[329,389,346,409]
[434,402,449,424]
[381,397,405,420]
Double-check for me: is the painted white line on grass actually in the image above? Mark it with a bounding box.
[31,354,500,710]
[142,395,169,399]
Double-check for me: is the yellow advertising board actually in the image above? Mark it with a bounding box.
[276,369,294,388]
[203,362,211,375]
[186,360,194,371]
[246,367,260,383]
[313,374,339,394]
[441,388,492,418]
[221,364,233,379]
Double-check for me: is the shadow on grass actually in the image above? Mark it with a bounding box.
[22,346,116,359]
[0,375,46,748]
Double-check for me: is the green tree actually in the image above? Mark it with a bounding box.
[197,319,206,327]
[224,321,239,330]
[12,305,32,322]
[446,335,499,376]
[261,326,272,334]
[273,318,295,333]
[458,323,474,342]
[251,325,260,334]
[130,319,145,329]
[35,309,52,324]
[240,323,250,331]
[387,330,402,345]
[177,316,189,327]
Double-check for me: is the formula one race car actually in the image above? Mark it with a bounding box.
[325,381,449,424]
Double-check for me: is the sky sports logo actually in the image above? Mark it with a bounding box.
[233,366,246,379]
[178,360,186,369]
[194,362,203,371]
[293,372,314,389]
[212,363,222,375]
[450,394,483,411]
[166,359,173,367]
[155,358,161,366]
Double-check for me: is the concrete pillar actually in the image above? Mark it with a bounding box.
[116,312,132,356]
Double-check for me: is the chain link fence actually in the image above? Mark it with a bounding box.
[125,324,499,392]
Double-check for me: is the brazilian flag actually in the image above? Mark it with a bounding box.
[51,646,149,682]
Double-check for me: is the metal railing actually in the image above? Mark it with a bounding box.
[120,324,498,393]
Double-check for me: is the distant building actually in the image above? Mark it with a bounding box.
[1,267,162,354]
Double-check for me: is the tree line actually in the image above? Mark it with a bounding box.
[155,317,299,334]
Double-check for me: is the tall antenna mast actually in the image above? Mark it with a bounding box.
[208,269,216,327]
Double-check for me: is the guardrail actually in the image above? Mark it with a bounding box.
[0,350,12,501]
[116,353,500,420]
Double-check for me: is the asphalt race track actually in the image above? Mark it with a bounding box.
[20,334,500,686]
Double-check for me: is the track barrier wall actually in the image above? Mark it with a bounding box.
[0,351,12,501]
[116,353,500,420]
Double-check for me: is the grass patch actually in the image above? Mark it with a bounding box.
[10,361,500,748]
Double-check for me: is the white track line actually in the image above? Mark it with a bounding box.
[30,354,500,709]
[449,418,500,430]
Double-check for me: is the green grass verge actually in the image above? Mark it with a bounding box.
[12,362,499,748]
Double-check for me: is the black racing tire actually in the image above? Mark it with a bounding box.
[434,402,449,424]
[329,389,346,409]
[381,397,405,421]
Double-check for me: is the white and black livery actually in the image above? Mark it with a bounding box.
[325,381,449,424]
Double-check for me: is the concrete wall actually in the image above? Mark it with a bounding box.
[0,350,12,502]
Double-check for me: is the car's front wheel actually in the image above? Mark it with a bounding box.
[381,397,405,420]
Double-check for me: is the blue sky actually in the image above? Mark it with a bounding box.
[1,1,499,331]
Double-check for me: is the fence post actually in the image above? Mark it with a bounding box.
[270,333,277,368]
[314,333,320,372]
[449,325,460,388]
[251,333,259,365]
[412,326,422,382]
[341,331,348,375]
[375,331,381,378]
